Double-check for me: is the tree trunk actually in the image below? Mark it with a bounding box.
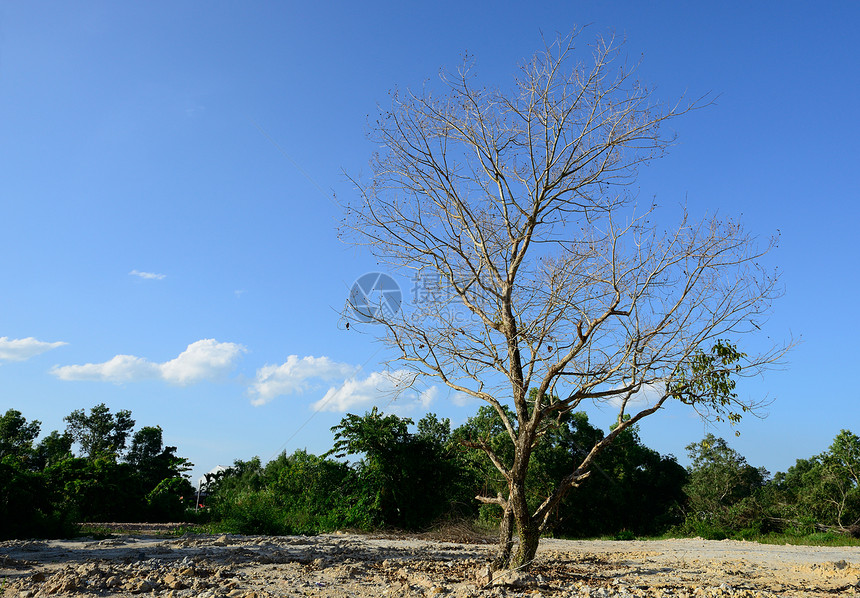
[510,522,541,569]
[492,503,515,570]
[493,480,541,571]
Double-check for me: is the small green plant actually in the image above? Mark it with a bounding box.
[155,525,207,537]
[749,532,860,547]
[677,517,728,540]
[77,525,115,539]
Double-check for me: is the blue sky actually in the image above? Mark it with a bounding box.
[1,2,857,485]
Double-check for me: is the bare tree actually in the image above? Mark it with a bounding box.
[342,30,788,570]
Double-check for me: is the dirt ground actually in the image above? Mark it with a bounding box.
[1,530,859,597]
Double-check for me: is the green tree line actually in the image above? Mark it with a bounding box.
[0,405,193,538]
[681,431,860,539]
[2,404,858,541]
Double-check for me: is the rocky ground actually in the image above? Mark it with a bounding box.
[1,530,859,598]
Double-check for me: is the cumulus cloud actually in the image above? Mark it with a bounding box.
[310,370,438,413]
[607,380,667,409]
[160,339,247,384]
[249,356,359,406]
[51,354,160,383]
[0,337,67,362]
[129,270,166,280]
[51,339,245,385]
[450,391,477,407]
[418,385,439,409]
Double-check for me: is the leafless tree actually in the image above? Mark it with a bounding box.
[341,30,788,570]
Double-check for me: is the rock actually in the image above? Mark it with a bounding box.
[408,573,436,589]
[105,575,121,587]
[325,563,362,579]
[126,578,154,594]
[475,564,493,586]
[29,571,45,583]
[44,575,78,595]
[214,535,230,546]
[491,570,534,588]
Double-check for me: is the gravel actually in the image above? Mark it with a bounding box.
[1,533,858,597]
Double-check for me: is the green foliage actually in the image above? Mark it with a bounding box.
[670,341,748,424]
[328,408,476,529]
[416,412,452,445]
[1,405,194,538]
[34,431,74,469]
[612,529,636,541]
[269,450,369,532]
[64,403,135,459]
[127,426,166,471]
[4,401,857,545]
[207,452,368,535]
[575,423,688,536]
[207,409,478,535]
[680,434,768,535]
[819,430,860,528]
[44,456,140,522]
[676,430,860,541]
[450,404,516,506]
[750,532,860,547]
[0,456,76,539]
[211,488,291,535]
[0,409,41,461]
[146,477,195,522]
[772,430,860,531]
[125,425,194,509]
[452,401,687,538]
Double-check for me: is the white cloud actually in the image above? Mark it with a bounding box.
[249,355,358,406]
[129,269,166,280]
[51,339,245,385]
[0,337,67,362]
[51,354,161,383]
[312,370,422,413]
[160,339,247,385]
[450,391,477,407]
[375,384,441,417]
[607,381,667,409]
[418,386,439,409]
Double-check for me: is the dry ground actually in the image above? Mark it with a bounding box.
[2,530,859,597]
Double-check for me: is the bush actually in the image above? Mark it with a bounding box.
[146,477,195,522]
[214,489,292,535]
[678,516,728,540]
[0,457,78,539]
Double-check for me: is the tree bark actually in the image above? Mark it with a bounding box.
[492,503,515,570]
[493,474,543,570]
[511,522,541,569]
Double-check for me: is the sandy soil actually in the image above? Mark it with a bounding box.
[1,531,859,597]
